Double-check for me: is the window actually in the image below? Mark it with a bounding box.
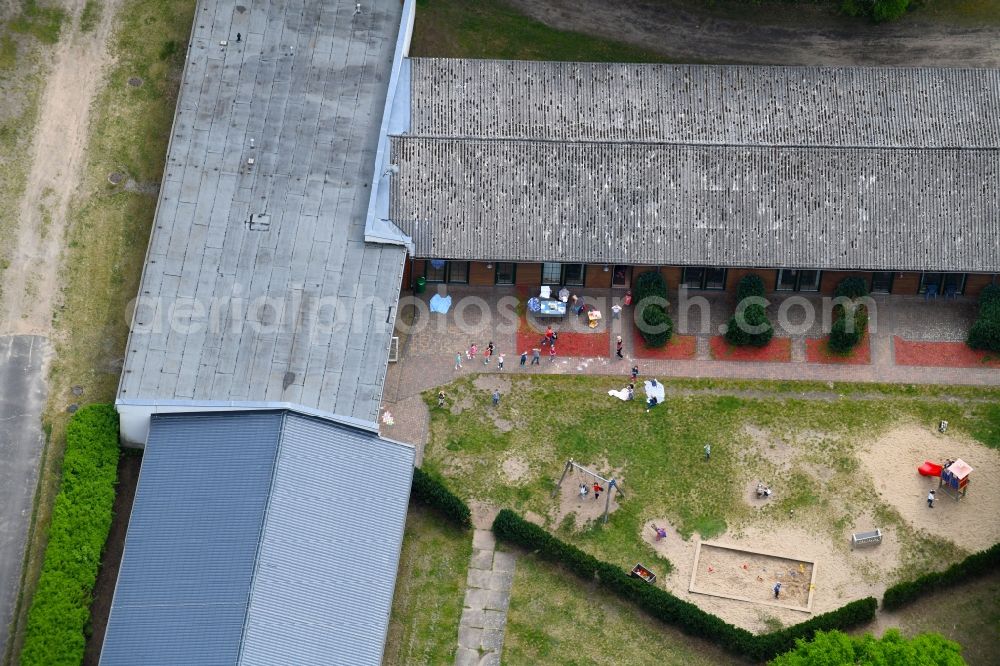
[920,272,965,296]
[424,260,468,284]
[776,269,822,292]
[562,263,585,286]
[871,272,892,294]
[495,262,515,285]
[542,262,562,285]
[682,266,727,290]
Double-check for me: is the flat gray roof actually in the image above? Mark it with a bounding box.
[409,59,1000,147]
[100,410,414,666]
[118,0,406,423]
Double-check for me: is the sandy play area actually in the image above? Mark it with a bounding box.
[691,543,814,610]
[642,424,1000,633]
[858,424,1000,552]
[552,462,623,529]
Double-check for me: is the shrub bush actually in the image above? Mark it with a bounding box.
[634,270,668,305]
[491,509,876,661]
[20,404,120,666]
[833,277,870,300]
[725,303,774,347]
[410,466,472,528]
[840,0,910,22]
[735,273,766,301]
[882,542,1000,611]
[640,304,674,347]
[967,285,1000,352]
[633,270,674,347]
[829,305,868,354]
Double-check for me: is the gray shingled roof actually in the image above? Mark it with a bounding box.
[117,0,406,422]
[100,410,415,666]
[390,137,1000,271]
[409,59,1000,147]
[392,59,1000,271]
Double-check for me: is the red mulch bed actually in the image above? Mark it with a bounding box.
[517,305,609,357]
[893,336,1000,368]
[709,336,792,362]
[805,334,872,365]
[631,328,697,360]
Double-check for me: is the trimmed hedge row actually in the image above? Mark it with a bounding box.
[726,274,774,348]
[967,284,1000,352]
[882,542,1000,611]
[410,466,472,528]
[20,404,120,666]
[634,270,673,347]
[492,509,876,661]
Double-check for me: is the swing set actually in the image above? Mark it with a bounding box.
[552,459,625,524]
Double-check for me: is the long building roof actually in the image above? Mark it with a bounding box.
[117,0,406,421]
[409,59,1000,147]
[391,59,1000,271]
[100,410,415,666]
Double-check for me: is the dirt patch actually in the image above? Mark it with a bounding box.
[551,462,623,529]
[472,374,511,395]
[646,520,901,634]
[502,456,530,483]
[743,425,795,469]
[83,452,142,665]
[692,543,814,610]
[449,391,474,415]
[741,479,777,509]
[858,424,1000,553]
[503,0,1000,67]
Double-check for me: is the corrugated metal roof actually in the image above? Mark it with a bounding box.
[389,137,1000,271]
[100,410,415,666]
[116,0,406,423]
[409,59,1000,147]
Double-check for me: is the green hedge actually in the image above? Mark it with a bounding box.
[829,305,868,354]
[735,273,766,301]
[492,509,876,661]
[410,466,472,528]
[634,270,674,347]
[834,276,870,300]
[727,275,773,347]
[967,285,1000,352]
[882,542,1000,611]
[20,404,120,666]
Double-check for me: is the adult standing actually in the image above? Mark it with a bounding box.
[531,348,541,365]
[616,335,624,359]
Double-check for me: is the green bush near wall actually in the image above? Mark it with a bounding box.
[411,466,472,528]
[967,285,1000,353]
[491,509,876,661]
[882,542,1000,611]
[726,274,774,348]
[20,404,120,666]
[634,270,674,347]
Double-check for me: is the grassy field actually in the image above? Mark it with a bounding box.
[5,0,196,659]
[384,506,470,666]
[504,552,744,665]
[410,0,681,63]
[423,375,995,578]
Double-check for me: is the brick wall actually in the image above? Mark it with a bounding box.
[411,259,426,288]
[965,273,998,298]
[657,266,682,290]
[516,263,542,286]
[891,272,920,295]
[585,264,612,288]
[469,261,495,286]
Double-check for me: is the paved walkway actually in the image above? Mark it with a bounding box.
[455,507,515,666]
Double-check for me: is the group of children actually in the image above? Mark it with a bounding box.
[455,335,559,371]
[578,481,605,500]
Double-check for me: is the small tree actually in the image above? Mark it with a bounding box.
[769,629,965,666]
[727,274,773,347]
[967,285,1000,352]
[833,276,869,300]
[634,270,673,347]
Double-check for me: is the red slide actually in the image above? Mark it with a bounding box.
[918,461,943,477]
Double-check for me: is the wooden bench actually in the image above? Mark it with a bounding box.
[851,529,882,549]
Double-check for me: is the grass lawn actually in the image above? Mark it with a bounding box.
[856,571,1000,666]
[504,552,744,666]
[384,506,471,665]
[410,0,682,63]
[424,375,997,579]
[6,0,195,659]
